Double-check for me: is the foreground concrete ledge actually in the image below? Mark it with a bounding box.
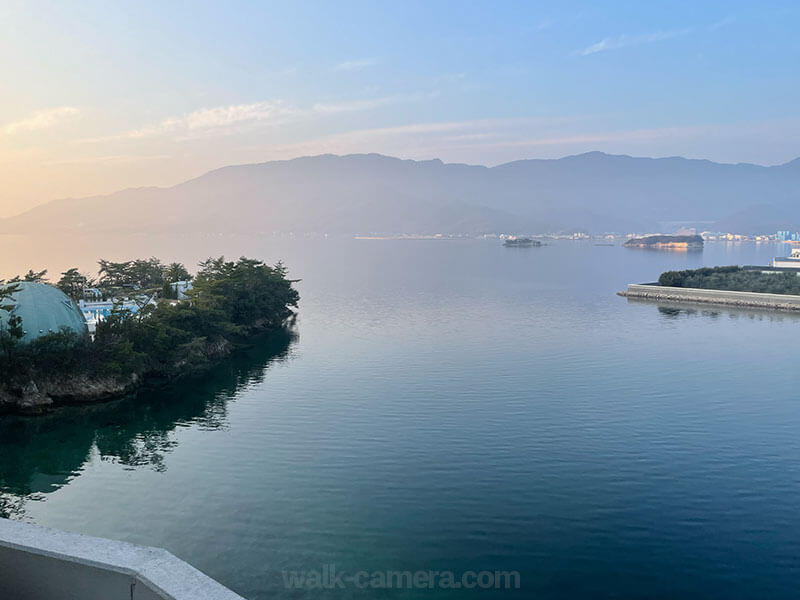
[618,283,800,312]
[0,518,245,599]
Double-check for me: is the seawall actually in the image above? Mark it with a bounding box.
[618,283,800,312]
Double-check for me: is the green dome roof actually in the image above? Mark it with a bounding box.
[0,282,88,344]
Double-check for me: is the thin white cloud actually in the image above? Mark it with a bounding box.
[333,57,378,72]
[101,93,433,141]
[708,15,735,31]
[435,73,467,85]
[43,154,172,166]
[125,101,300,139]
[181,102,299,130]
[4,107,79,134]
[310,98,393,114]
[579,27,692,56]
[311,92,437,115]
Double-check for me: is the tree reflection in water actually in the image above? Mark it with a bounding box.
[0,329,296,519]
[653,302,800,322]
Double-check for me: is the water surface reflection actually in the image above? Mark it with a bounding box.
[0,330,295,519]
[625,297,800,324]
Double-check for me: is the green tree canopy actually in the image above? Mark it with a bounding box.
[164,262,192,283]
[9,269,48,284]
[658,266,800,295]
[57,268,93,301]
[0,256,299,392]
[98,258,165,291]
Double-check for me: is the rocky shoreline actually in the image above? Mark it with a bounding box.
[0,336,236,416]
[0,375,139,415]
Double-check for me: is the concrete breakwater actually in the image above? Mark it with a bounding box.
[618,283,800,312]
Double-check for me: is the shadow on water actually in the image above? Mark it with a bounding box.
[0,329,296,519]
[622,246,704,254]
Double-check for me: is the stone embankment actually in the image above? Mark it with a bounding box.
[618,283,800,311]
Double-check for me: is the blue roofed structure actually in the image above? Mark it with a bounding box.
[0,282,88,344]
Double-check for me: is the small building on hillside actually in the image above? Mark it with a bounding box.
[0,282,88,344]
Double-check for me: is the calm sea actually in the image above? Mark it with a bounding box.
[1,235,798,599]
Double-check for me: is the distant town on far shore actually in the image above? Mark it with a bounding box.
[354,228,800,243]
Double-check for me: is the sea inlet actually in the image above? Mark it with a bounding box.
[0,235,798,599]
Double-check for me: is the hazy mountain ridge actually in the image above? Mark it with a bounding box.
[4,152,800,235]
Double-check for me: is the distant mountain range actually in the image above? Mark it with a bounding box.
[4,152,800,235]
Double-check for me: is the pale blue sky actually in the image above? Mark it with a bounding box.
[2,0,800,213]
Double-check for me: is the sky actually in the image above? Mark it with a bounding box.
[2,0,800,216]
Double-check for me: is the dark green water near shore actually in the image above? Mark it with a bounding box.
[1,236,799,599]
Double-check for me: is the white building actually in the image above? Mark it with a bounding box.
[772,248,800,269]
[79,298,153,335]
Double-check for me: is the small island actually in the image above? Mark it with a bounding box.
[0,256,299,414]
[503,237,542,248]
[623,234,704,249]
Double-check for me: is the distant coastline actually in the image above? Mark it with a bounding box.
[354,235,461,240]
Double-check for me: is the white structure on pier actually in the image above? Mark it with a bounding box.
[773,247,800,269]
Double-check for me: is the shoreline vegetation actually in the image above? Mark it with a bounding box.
[658,266,800,295]
[0,256,299,415]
